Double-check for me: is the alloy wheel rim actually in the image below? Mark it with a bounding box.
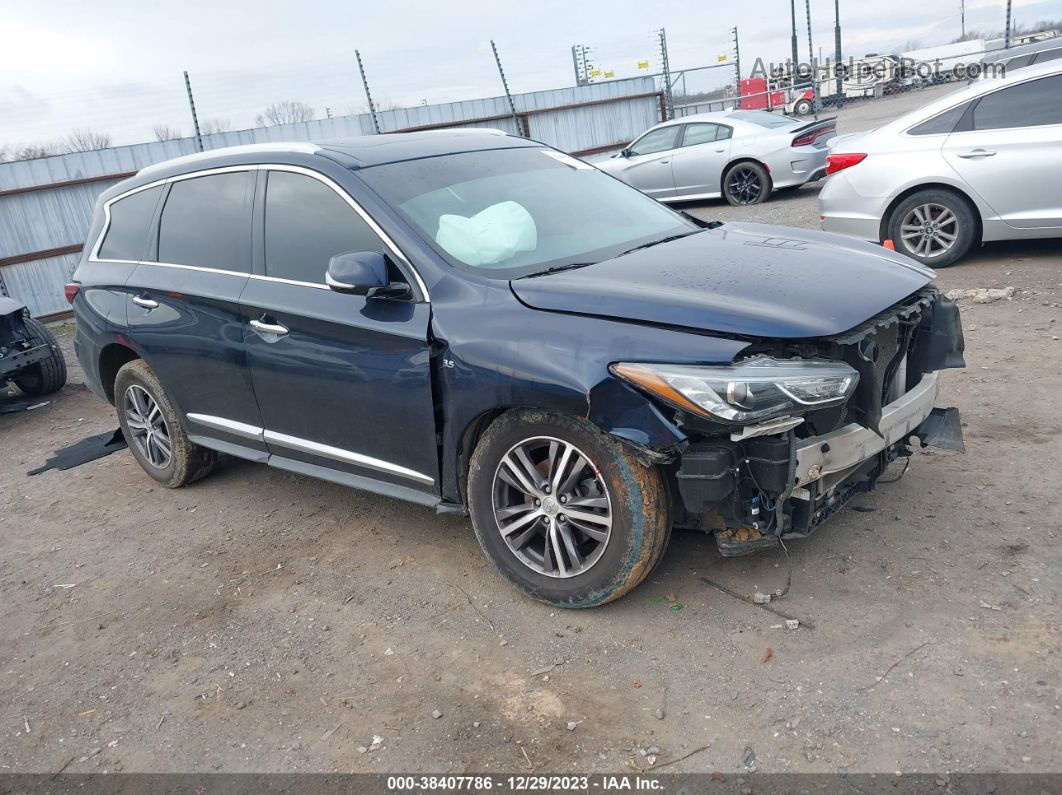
[727,167,762,204]
[900,203,958,258]
[491,436,613,579]
[124,384,172,470]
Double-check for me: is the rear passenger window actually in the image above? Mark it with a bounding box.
[264,170,387,284]
[973,76,1062,129]
[908,102,971,136]
[98,186,163,261]
[682,123,725,147]
[158,172,251,271]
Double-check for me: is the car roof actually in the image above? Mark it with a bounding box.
[132,129,538,184]
[884,59,1062,131]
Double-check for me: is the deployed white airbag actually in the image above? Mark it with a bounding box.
[436,201,537,267]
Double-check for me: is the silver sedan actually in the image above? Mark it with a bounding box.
[595,110,835,206]
[819,61,1062,267]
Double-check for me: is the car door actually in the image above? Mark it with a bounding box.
[128,168,268,458]
[239,166,439,501]
[616,125,681,198]
[943,74,1062,229]
[669,122,733,197]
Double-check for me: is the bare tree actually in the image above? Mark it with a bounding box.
[153,124,182,141]
[201,118,232,135]
[0,144,10,162]
[62,128,112,152]
[255,101,315,126]
[16,142,63,160]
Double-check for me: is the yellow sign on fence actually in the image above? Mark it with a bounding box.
[717,54,729,62]
[637,60,650,70]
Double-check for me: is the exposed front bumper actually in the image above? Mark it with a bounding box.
[0,343,52,379]
[793,370,940,490]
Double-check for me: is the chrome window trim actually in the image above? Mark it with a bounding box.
[88,162,431,301]
[184,414,434,486]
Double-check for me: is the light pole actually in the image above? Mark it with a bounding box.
[1004,0,1013,48]
[834,0,844,107]
[790,0,800,84]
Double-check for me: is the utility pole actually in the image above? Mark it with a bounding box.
[183,70,203,152]
[355,50,381,134]
[658,28,674,120]
[1004,0,1013,48]
[491,40,523,135]
[834,0,844,107]
[805,0,818,116]
[790,0,800,85]
[731,27,741,99]
[960,0,966,39]
[571,45,582,85]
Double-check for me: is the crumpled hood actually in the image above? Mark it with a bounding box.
[510,222,935,339]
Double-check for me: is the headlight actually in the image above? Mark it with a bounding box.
[611,356,859,425]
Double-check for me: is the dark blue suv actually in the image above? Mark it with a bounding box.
[70,131,965,607]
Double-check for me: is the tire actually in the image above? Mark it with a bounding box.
[887,189,976,268]
[723,161,771,206]
[13,317,66,397]
[467,409,671,608]
[114,359,216,488]
[793,99,813,115]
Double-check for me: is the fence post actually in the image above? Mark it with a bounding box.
[491,40,522,136]
[658,28,674,120]
[731,27,741,100]
[355,50,381,134]
[183,71,204,153]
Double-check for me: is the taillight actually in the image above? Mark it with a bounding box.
[64,282,81,304]
[825,153,867,174]
[792,125,835,147]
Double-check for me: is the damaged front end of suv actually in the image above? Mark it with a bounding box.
[613,286,966,557]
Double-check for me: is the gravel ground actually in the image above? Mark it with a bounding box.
[1,87,1060,776]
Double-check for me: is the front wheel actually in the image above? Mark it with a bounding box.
[723,161,771,206]
[887,189,976,267]
[467,410,671,608]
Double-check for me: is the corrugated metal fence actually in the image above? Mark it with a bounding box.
[1,77,662,317]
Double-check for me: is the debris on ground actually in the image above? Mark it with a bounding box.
[945,286,1015,304]
[753,592,772,604]
[762,647,773,664]
[431,709,442,719]
[785,619,800,631]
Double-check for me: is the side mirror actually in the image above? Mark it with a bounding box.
[326,251,410,299]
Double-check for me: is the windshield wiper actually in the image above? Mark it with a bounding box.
[519,262,597,279]
[614,229,703,258]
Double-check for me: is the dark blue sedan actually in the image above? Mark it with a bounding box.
[69,130,965,607]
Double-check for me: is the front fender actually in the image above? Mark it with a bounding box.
[432,277,748,504]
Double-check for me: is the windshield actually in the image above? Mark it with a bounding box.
[357,147,695,278]
[727,111,798,129]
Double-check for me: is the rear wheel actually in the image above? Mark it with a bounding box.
[13,317,66,397]
[467,410,671,608]
[114,359,216,488]
[723,161,771,206]
[887,189,976,267]
[793,98,813,115]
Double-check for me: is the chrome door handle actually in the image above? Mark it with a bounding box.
[132,295,159,309]
[250,318,289,336]
[659,160,670,165]
[957,149,997,158]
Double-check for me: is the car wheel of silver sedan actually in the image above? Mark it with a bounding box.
[723,161,771,206]
[887,188,976,268]
[467,410,671,607]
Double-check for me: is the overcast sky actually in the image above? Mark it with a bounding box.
[3,0,1061,147]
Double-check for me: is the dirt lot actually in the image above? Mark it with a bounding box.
[2,87,1061,776]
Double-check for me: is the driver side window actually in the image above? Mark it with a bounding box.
[628,126,680,157]
[264,170,388,284]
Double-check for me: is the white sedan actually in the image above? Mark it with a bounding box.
[596,110,835,206]
[819,61,1062,266]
